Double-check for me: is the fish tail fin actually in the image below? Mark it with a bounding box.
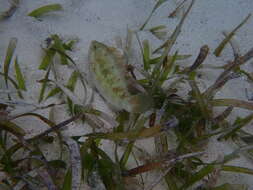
[126,93,153,113]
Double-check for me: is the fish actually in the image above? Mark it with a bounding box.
[88,40,153,113]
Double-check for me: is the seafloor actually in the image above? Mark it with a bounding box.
[0,0,253,189]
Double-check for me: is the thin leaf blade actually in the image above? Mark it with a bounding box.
[214,14,251,57]
[3,38,17,87]
[28,4,63,18]
[14,57,26,91]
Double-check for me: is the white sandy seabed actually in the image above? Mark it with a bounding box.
[0,0,253,189]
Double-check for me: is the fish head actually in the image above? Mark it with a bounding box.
[88,40,109,60]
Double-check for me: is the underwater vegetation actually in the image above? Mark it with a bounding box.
[0,0,253,189]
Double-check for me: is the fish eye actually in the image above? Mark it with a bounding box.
[93,42,100,48]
